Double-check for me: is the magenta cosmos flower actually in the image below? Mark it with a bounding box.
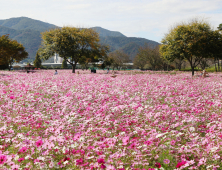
[176,161,187,168]
[155,162,161,168]
[97,158,105,164]
[19,147,28,153]
[35,140,43,147]
[0,155,7,164]
[10,95,15,99]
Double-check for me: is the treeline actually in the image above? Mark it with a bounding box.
[160,19,222,76]
[133,45,174,71]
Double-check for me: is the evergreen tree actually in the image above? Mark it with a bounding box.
[33,53,42,68]
[61,59,68,69]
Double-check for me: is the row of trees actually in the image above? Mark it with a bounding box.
[0,35,28,70]
[133,20,222,75]
[160,19,222,76]
[34,26,132,72]
[2,20,221,74]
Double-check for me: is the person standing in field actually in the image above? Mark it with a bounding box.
[54,70,58,75]
[107,68,109,74]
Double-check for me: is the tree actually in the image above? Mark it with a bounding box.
[133,48,148,70]
[218,24,222,31]
[33,52,42,68]
[0,35,28,70]
[61,59,68,69]
[109,50,130,70]
[134,45,164,70]
[160,19,222,76]
[39,27,108,73]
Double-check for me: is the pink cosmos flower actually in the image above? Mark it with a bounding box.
[34,159,39,163]
[18,157,25,162]
[176,161,187,168]
[0,155,7,164]
[10,95,15,99]
[19,147,28,153]
[73,133,81,141]
[76,158,84,165]
[97,158,105,164]
[163,159,170,164]
[144,140,153,146]
[155,162,161,168]
[122,137,129,145]
[100,164,106,169]
[36,140,43,147]
[11,164,20,170]
[170,140,176,145]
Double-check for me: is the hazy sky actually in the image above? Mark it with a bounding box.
[1,0,222,42]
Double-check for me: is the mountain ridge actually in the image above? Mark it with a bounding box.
[0,17,159,62]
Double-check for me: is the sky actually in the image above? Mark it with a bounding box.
[1,0,222,42]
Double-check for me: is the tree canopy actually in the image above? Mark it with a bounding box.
[39,27,109,73]
[108,50,130,70]
[0,35,28,70]
[61,59,68,69]
[218,23,222,31]
[134,45,164,70]
[160,19,222,76]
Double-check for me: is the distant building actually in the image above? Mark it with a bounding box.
[54,53,63,63]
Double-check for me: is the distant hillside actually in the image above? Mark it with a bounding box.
[0,25,42,61]
[100,36,159,61]
[91,27,126,37]
[0,17,159,63]
[0,17,57,32]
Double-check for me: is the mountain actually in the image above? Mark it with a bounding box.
[0,17,57,32]
[91,27,126,37]
[0,17,159,62]
[0,25,42,61]
[100,36,159,61]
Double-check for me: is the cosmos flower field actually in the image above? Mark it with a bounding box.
[0,70,222,170]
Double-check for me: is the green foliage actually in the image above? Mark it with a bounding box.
[0,17,159,62]
[61,59,68,69]
[218,23,222,30]
[0,34,28,69]
[0,17,160,63]
[39,27,108,73]
[33,53,42,68]
[180,67,202,71]
[160,19,222,76]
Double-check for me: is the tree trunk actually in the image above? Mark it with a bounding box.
[8,63,11,71]
[191,66,195,76]
[218,59,220,72]
[72,63,77,73]
[215,63,217,72]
